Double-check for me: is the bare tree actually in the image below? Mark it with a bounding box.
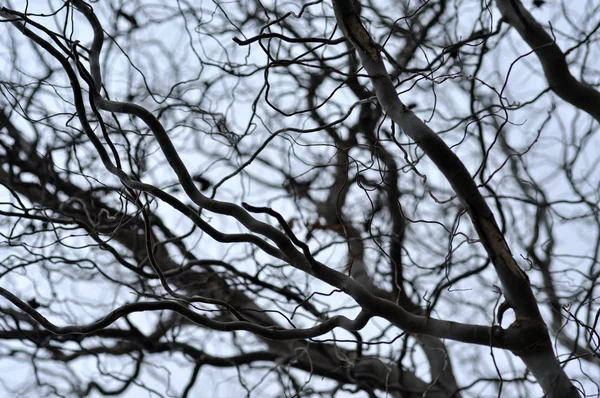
[0,0,598,397]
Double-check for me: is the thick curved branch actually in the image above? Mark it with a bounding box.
[495,0,600,123]
[331,1,579,396]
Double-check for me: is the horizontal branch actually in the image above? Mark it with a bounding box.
[0,286,371,339]
[233,33,345,46]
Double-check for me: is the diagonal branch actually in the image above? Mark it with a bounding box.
[331,1,580,396]
[495,0,600,123]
